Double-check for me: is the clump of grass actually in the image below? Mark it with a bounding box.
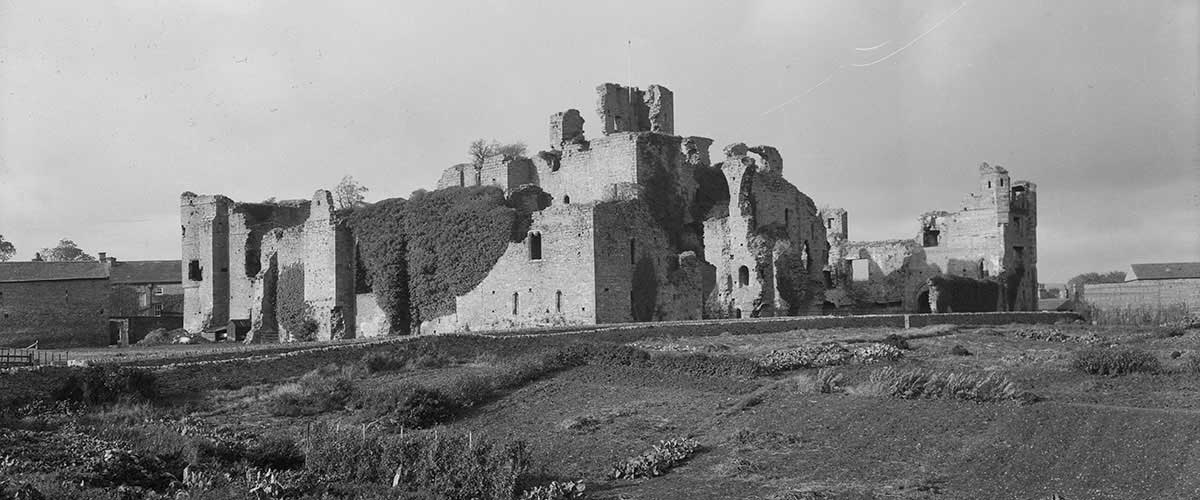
[949,345,973,356]
[269,364,360,417]
[1071,347,1161,376]
[301,423,530,499]
[1186,355,1200,374]
[609,438,701,480]
[853,367,1033,403]
[813,367,843,394]
[728,428,803,450]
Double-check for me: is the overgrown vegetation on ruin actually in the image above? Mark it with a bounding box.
[278,264,317,341]
[348,186,535,331]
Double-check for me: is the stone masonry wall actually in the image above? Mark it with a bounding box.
[593,200,706,323]
[303,191,355,341]
[0,279,110,348]
[1081,279,1200,312]
[181,193,231,333]
[533,133,641,205]
[447,203,599,333]
[227,201,309,323]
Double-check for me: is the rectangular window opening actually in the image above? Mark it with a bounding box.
[188,260,203,281]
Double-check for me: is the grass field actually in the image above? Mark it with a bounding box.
[2,321,1199,499]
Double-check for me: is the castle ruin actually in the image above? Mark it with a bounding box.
[180,83,1037,341]
[821,162,1038,313]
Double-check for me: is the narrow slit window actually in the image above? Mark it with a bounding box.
[529,232,542,260]
[555,290,562,313]
[512,292,519,315]
[629,239,635,265]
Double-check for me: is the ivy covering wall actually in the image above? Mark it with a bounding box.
[347,186,535,333]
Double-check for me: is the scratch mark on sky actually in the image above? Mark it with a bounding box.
[855,41,890,51]
[851,1,969,68]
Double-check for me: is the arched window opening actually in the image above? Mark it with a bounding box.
[563,195,570,204]
[734,308,742,319]
[512,292,519,315]
[738,265,750,287]
[555,290,562,313]
[529,232,542,260]
[801,242,811,271]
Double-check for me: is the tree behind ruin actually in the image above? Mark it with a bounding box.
[39,239,95,262]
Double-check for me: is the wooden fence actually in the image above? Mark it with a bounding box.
[0,347,67,368]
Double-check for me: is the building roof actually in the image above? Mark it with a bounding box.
[0,259,182,284]
[1129,262,1200,281]
[109,260,181,284]
[0,261,109,283]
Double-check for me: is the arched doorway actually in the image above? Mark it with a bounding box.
[916,290,932,313]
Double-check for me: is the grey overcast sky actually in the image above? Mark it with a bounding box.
[1,0,1196,282]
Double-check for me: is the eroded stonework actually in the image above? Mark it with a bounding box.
[822,163,1038,313]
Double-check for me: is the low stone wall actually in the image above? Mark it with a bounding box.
[485,311,1082,338]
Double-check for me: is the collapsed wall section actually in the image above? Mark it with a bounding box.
[703,144,828,318]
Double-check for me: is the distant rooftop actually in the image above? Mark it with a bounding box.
[109,260,180,284]
[1128,262,1200,281]
[0,259,181,284]
[0,261,109,283]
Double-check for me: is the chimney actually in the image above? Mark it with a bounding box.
[98,252,106,261]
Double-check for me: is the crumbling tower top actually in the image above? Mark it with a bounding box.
[595,83,674,136]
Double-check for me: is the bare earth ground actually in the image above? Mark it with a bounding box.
[3,322,1200,499]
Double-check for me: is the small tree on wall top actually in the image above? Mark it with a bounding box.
[468,139,528,168]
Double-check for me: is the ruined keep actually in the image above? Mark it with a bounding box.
[821,163,1038,313]
[182,83,830,340]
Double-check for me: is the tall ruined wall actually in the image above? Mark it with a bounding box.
[0,279,110,348]
[593,200,707,324]
[445,204,599,333]
[303,191,356,340]
[227,201,309,323]
[703,144,828,318]
[181,193,231,332]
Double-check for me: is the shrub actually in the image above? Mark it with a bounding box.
[359,351,406,373]
[1071,348,1161,376]
[857,367,1032,403]
[53,365,159,404]
[395,387,458,428]
[245,433,305,470]
[881,334,910,350]
[269,365,359,416]
[609,437,701,480]
[519,480,586,500]
[949,345,973,356]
